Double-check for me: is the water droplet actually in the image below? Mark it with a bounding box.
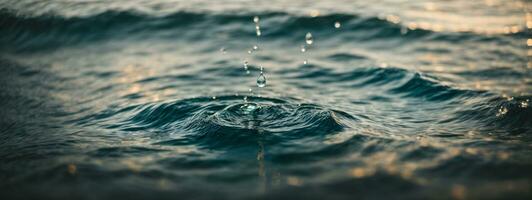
[521,99,529,108]
[248,50,252,54]
[257,73,266,88]
[300,45,306,52]
[246,70,250,74]
[253,45,258,50]
[305,32,313,45]
[256,29,261,36]
[334,21,341,28]
[303,60,308,65]
[249,88,253,92]
[220,47,226,54]
[243,96,248,102]
[212,96,217,100]
[254,16,259,23]
[243,60,249,70]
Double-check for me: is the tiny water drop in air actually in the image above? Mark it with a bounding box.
[301,45,306,52]
[334,21,341,28]
[305,32,313,45]
[253,16,259,23]
[257,73,266,88]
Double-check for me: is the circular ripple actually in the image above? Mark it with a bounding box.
[117,95,354,148]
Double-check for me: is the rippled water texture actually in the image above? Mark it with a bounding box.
[0,0,531,199]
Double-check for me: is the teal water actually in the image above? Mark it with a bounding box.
[0,0,531,199]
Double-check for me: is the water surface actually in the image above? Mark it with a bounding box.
[0,0,531,199]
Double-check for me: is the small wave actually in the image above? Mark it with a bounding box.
[451,95,532,137]
[0,9,515,53]
[389,73,484,101]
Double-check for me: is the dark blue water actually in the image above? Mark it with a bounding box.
[1,0,531,199]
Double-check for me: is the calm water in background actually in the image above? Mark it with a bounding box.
[0,0,531,199]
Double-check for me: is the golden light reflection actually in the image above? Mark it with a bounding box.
[403,5,524,35]
[67,164,77,175]
[309,10,320,17]
[122,159,142,173]
[158,179,170,190]
[287,176,303,186]
[407,22,418,30]
[527,13,532,29]
[257,141,266,192]
[497,152,510,160]
[386,15,401,24]
[424,2,436,11]
[452,184,467,200]
[350,167,375,178]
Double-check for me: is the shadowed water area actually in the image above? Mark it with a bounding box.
[0,0,531,199]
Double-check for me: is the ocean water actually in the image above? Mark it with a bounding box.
[0,0,531,199]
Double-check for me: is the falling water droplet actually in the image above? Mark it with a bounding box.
[257,73,266,88]
[212,96,217,100]
[248,50,252,54]
[256,29,261,36]
[303,60,308,65]
[301,45,306,52]
[243,60,249,70]
[246,70,250,74]
[253,45,258,50]
[334,21,341,28]
[220,47,226,54]
[305,32,313,45]
[249,88,253,93]
[254,16,259,23]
